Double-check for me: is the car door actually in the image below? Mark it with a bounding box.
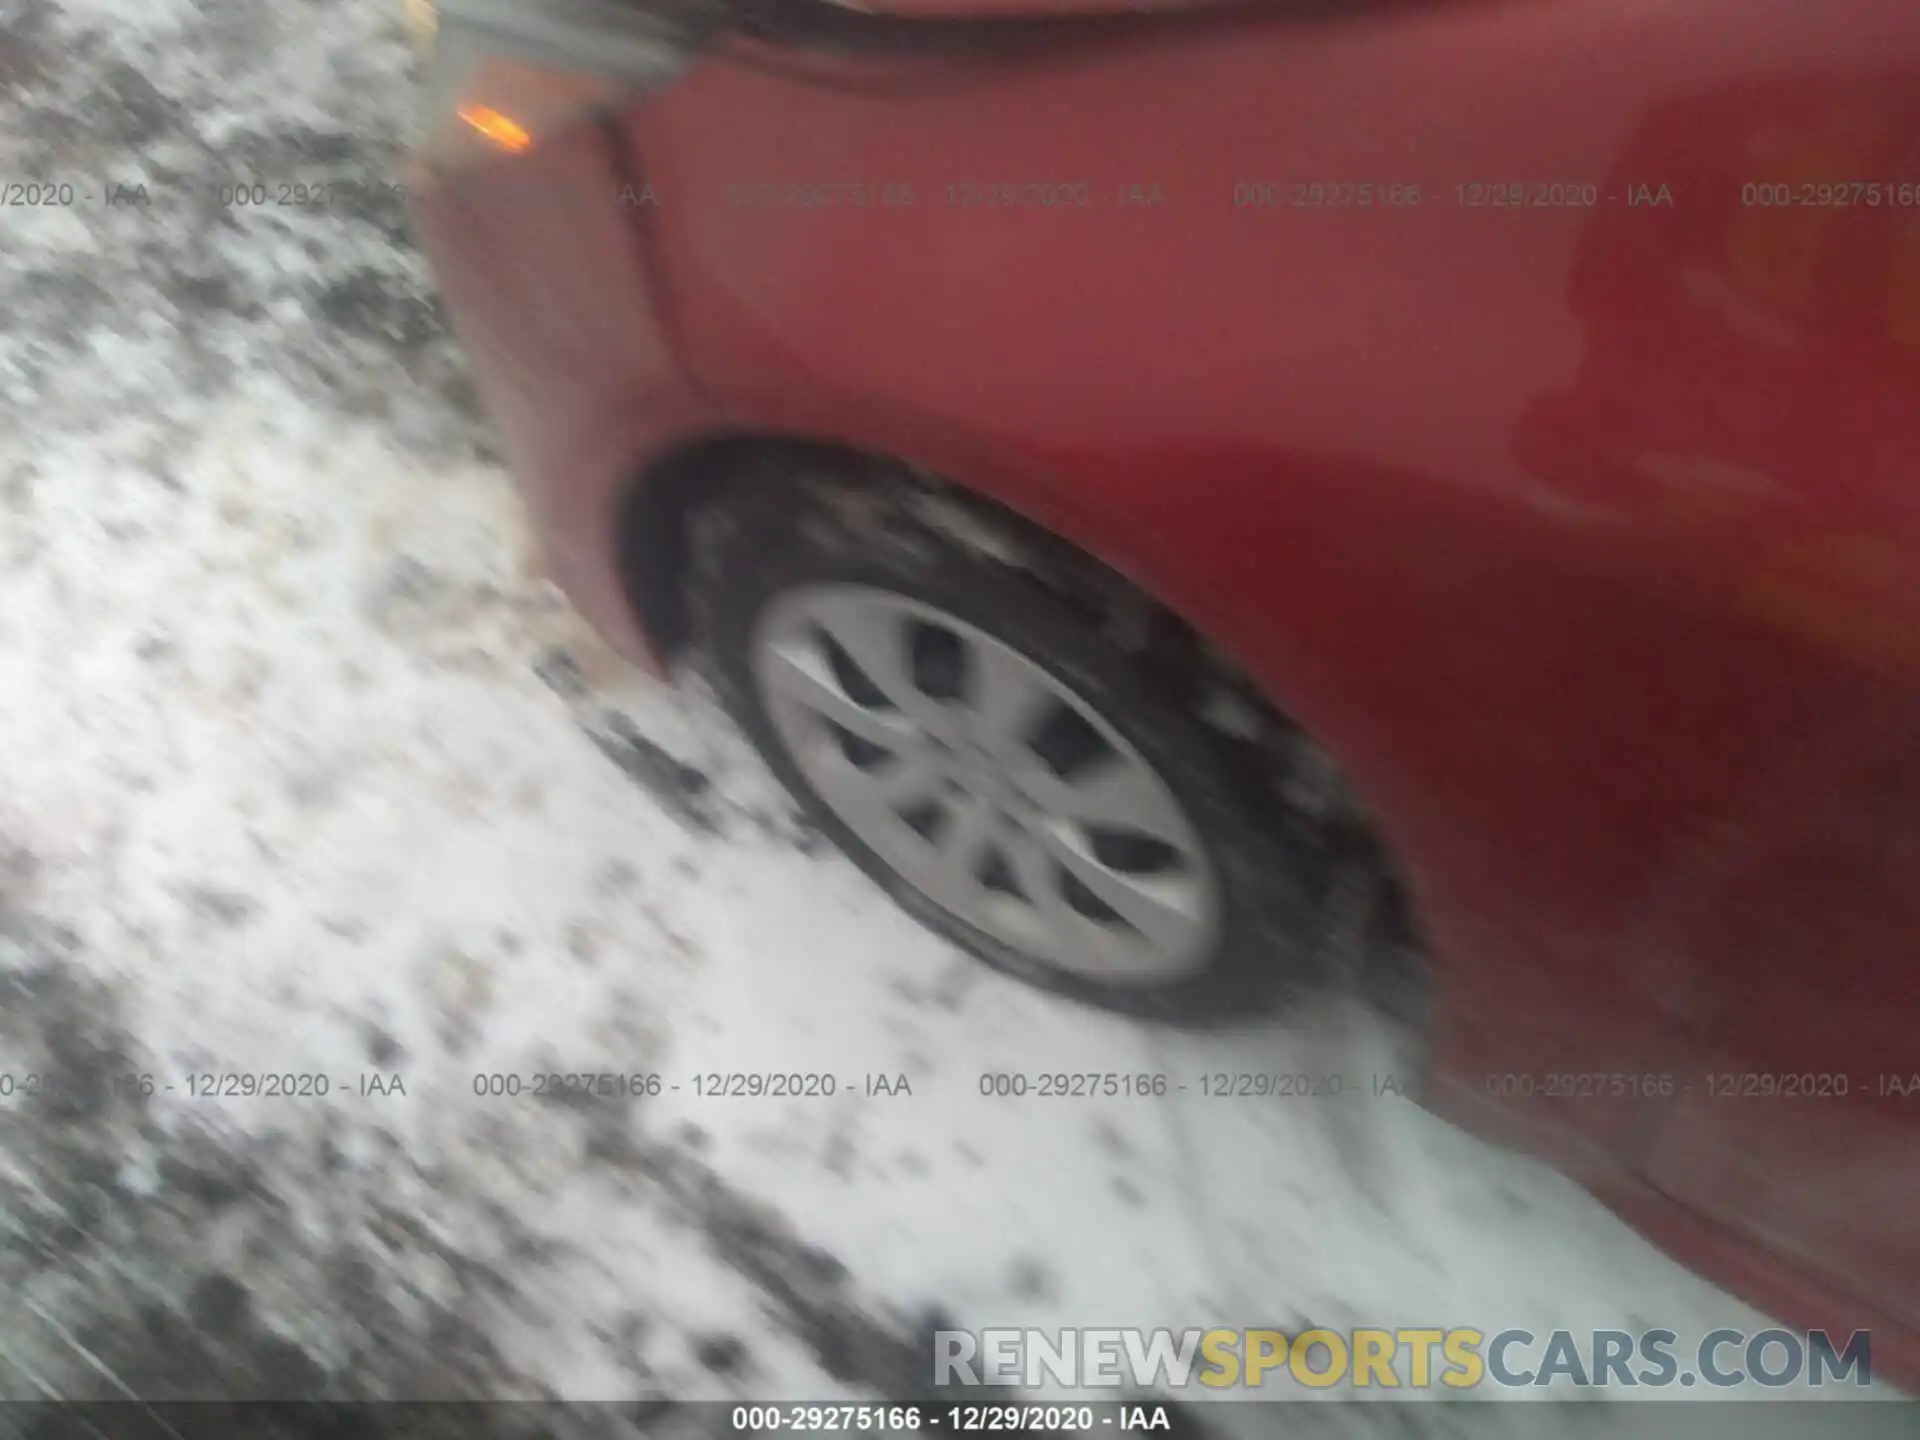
[1641,710,1920,1338]
[1529,74,1920,1335]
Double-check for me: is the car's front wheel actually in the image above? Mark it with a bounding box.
[693,468,1327,1022]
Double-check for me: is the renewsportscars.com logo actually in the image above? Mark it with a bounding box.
[934,1327,1874,1392]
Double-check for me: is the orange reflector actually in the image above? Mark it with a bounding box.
[456,104,533,154]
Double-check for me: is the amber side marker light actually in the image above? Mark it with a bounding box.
[457,103,534,153]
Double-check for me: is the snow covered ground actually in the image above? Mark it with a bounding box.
[0,1,1893,1434]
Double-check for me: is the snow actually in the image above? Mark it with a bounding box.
[0,0,1896,1430]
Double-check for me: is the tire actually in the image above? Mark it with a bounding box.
[691,465,1331,1024]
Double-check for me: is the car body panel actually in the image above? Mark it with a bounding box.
[409,121,723,662]
[410,0,1920,1379]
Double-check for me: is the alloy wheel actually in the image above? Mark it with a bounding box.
[750,583,1223,985]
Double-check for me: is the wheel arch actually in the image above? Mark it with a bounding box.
[616,430,1433,1008]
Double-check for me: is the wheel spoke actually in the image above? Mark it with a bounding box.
[967,640,1051,758]
[808,592,957,738]
[815,749,942,822]
[759,637,920,751]
[1002,826,1088,949]
[927,793,999,898]
[1019,753,1190,846]
[1026,817,1208,955]
[870,751,946,807]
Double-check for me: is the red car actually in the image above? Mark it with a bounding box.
[403,0,1920,1385]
